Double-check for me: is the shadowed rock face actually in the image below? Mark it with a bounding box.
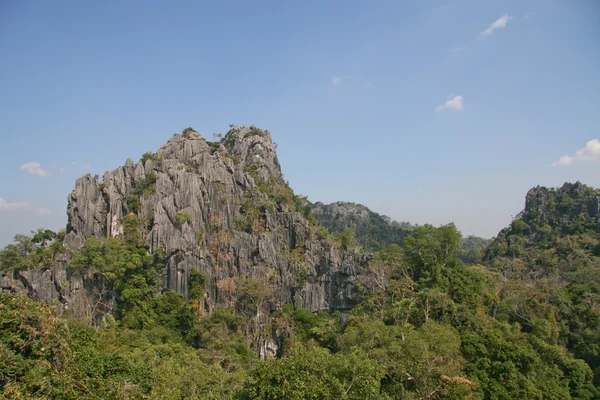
[4,126,370,318]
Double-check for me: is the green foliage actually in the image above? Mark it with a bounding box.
[206,141,221,151]
[224,153,241,165]
[141,151,162,163]
[182,127,197,137]
[122,213,141,246]
[189,270,207,301]
[243,164,259,178]
[312,203,418,252]
[126,173,158,214]
[403,223,462,281]
[175,211,193,227]
[0,229,64,273]
[0,294,149,399]
[459,235,493,264]
[133,172,157,198]
[461,314,598,399]
[4,182,600,399]
[243,127,265,139]
[68,237,143,282]
[235,189,270,233]
[339,317,473,399]
[126,194,140,214]
[335,227,357,251]
[511,218,531,235]
[244,346,383,400]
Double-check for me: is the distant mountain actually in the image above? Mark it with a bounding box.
[485,181,600,279]
[311,201,492,263]
[311,201,417,251]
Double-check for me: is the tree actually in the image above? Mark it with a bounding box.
[122,213,141,246]
[403,223,462,281]
[244,346,383,400]
[336,227,357,251]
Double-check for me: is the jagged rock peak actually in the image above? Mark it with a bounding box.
[66,125,282,241]
[484,181,600,264]
[157,125,281,177]
[521,181,600,223]
[60,125,370,314]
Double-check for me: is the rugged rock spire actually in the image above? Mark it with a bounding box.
[4,126,370,319]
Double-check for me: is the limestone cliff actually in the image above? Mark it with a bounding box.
[2,126,370,320]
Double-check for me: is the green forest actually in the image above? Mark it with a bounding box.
[1,183,600,399]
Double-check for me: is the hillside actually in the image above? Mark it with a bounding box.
[311,201,492,262]
[485,182,600,279]
[311,201,416,251]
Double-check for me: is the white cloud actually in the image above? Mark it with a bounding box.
[436,95,464,112]
[331,76,341,87]
[552,139,600,167]
[552,155,573,166]
[452,47,466,53]
[481,14,513,36]
[0,198,32,210]
[20,162,50,177]
[36,207,52,216]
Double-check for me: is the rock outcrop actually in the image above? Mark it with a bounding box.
[3,126,370,320]
[312,201,416,251]
[484,181,600,269]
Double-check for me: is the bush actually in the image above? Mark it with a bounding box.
[175,211,193,227]
[133,172,157,197]
[244,127,265,139]
[182,127,197,138]
[127,194,141,214]
[141,151,162,163]
[511,219,530,235]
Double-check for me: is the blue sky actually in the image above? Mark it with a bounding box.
[1,0,599,246]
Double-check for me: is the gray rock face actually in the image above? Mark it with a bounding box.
[1,246,115,323]
[9,126,370,319]
[312,201,416,251]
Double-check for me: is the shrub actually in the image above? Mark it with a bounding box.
[244,127,265,139]
[122,213,141,246]
[182,127,197,138]
[127,194,141,214]
[141,152,162,163]
[175,211,193,227]
[133,172,157,197]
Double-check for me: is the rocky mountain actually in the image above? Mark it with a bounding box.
[485,181,600,278]
[311,201,416,251]
[312,201,492,263]
[1,126,370,322]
